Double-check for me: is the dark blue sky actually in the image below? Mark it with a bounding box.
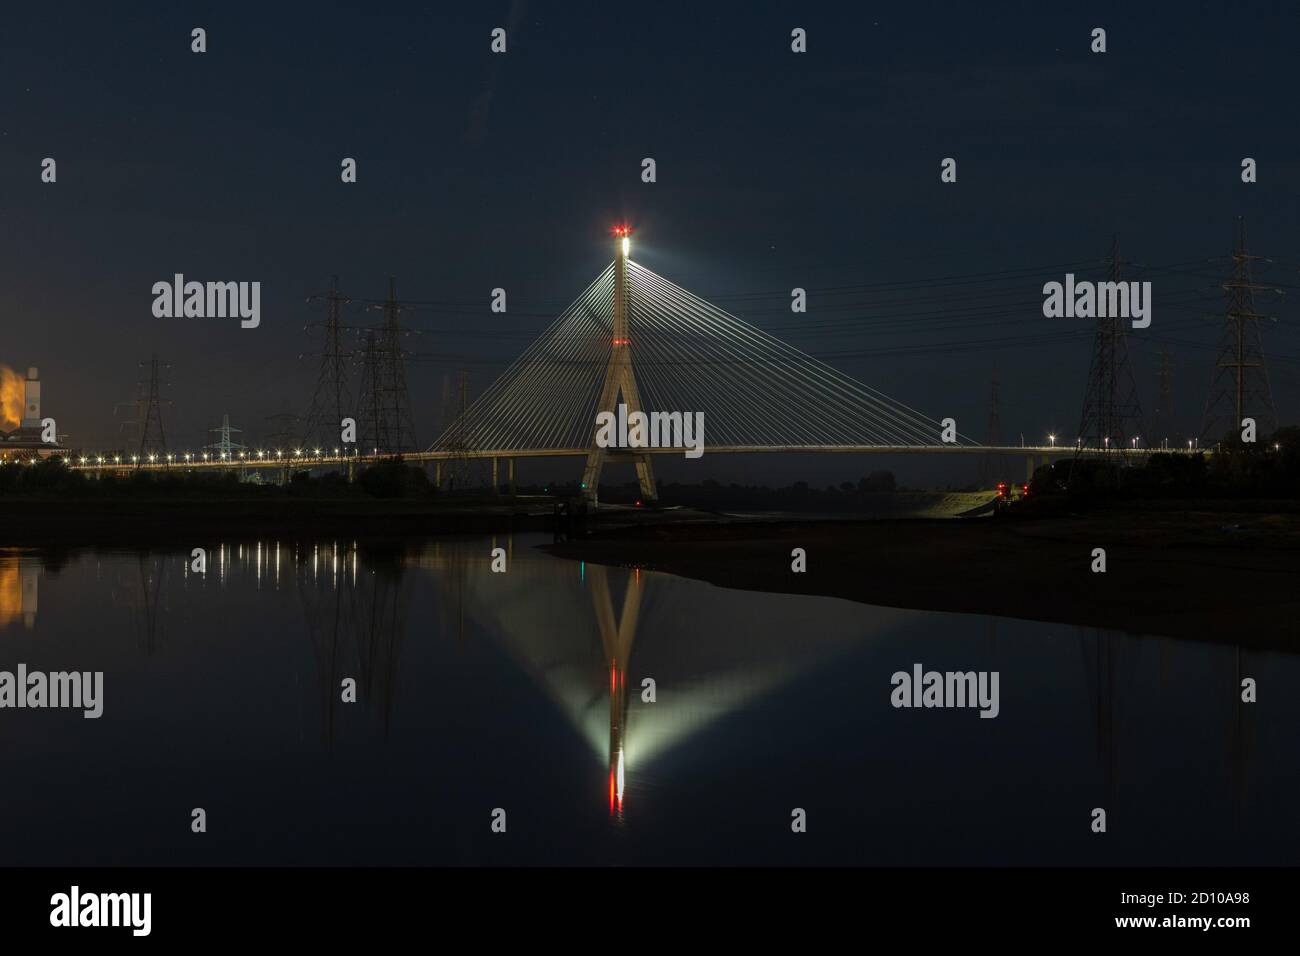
[4,1,1298,484]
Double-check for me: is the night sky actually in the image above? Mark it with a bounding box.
[4,1,1298,485]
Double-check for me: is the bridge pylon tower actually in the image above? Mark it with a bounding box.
[580,227,658,505]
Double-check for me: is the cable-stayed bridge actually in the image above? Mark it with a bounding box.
[425,240,982,502]
[69,233,1178,495]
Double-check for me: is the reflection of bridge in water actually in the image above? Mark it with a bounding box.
[6,537,1266,824]
[295,541,408,747]
[410,537,913,816]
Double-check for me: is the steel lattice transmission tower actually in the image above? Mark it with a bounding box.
[204,414,245,458]
[362,276,419,455]
[1201,218,1278,444]
[980,371,1003,485]
[580,226,657,504]
[440,368,482,491]
[116,354,172,461]
[302,276,354,451]
[263,412,303,453]
[356,330,389,455]
[1076,237,1144,459]
[1152,349,1175,449]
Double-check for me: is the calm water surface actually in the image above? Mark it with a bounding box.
[0,536,1294,865]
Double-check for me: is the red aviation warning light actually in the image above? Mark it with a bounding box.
[613,224,631,257]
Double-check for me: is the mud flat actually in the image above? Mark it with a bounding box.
[543,508,1300,647]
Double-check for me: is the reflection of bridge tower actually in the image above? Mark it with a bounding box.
[415,541,905,821]
[588,563,642,817]
[580,228,658,505]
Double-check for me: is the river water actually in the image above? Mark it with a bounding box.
[0,536,1294,865]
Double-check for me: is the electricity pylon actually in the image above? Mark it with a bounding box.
[302,276,353,452]
[441,369,482,491]
[1201,218,1279,444]
[116,354,172,462]
[356,330,388,455]
[1152,349,1175,449]
[1076,237,1144,460]
[980,371,1003,486]
[362,277,418,454]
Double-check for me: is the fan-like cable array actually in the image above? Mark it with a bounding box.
[428,260,975,453]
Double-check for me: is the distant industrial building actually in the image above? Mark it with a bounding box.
[0,368,65,461]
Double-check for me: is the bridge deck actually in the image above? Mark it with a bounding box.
[62,443,1196,472]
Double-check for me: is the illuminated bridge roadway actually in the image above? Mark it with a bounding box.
[66,443,1195,486]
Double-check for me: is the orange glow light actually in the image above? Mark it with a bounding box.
[0,365,23,431]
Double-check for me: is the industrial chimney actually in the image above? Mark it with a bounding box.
[22,368,40,429]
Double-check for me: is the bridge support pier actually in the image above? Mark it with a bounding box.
[491,457,499,494]
[582,449,657,506]
[507,457,515,494]
[434,460,441,489]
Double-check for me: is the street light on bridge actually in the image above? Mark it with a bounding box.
[1048,434,1056,447]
